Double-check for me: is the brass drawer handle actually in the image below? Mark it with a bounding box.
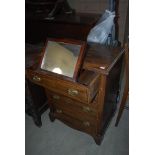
[56,109,62,114]
[33,75,41,82]
[82,106,91,112]
[83,121,90,127]
[53,95,60,100]
[68,89,78,96]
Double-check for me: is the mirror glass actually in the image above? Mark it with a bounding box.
[41,40,81,78]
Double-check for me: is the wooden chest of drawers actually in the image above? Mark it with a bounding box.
[26,44,124,145]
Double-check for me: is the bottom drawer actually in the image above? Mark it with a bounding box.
[53,110,97,136]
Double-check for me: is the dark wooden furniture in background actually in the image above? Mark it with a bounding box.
[115,43,129,126]
[26,44,124,144]
[25,45,48,127]
[115,2,129,126]
[25,13,100,44]
[26,80,48,127]
[26,0,75,19]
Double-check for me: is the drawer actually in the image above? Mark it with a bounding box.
[53,110,97,135]
[51,101,97,124]
[46,90,98,117]
[26,69,100,103]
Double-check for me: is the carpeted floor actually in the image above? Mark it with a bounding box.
[25,101,129,155]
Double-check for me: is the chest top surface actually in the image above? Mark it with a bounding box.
[26,43,124,75]
[83,44,124,74]
[83,44,124,75]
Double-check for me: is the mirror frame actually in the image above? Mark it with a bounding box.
[39,38,87,81]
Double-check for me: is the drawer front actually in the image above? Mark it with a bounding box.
[26,70,88,102]
[53,110,97,135]
[26,69,99,103]
[52,102,97,124]
[46,91,98,117]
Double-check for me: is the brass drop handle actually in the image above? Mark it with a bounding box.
[83,121,90,127]
[33,75,41,82]
[82,106,91,112]
[68,89,78,96]
[53,95,60,100]
[56,109,62,114]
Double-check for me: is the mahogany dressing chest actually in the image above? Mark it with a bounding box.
[26,44,124,145]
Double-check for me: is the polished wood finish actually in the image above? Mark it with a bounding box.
[115,44,129,126]
[26,68,100,103]
[83,45,123,75]
[46,91,98,119]
[115,2,129,126]
[26,44,124,144]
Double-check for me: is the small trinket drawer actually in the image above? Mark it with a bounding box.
[26,69,100,104]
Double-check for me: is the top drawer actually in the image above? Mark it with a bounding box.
[26,69,100,103]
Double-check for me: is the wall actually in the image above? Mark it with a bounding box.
[68,0,128,44]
